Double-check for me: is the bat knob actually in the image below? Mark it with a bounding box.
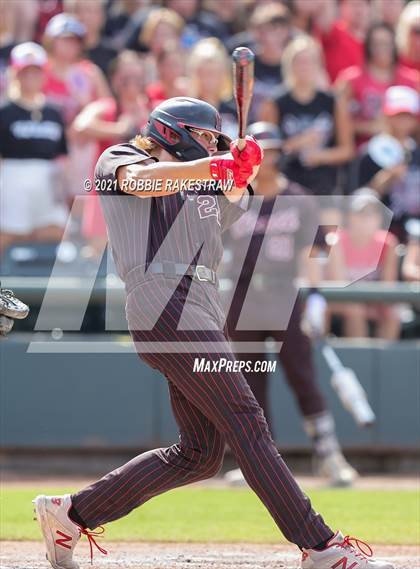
[232,47,255,65]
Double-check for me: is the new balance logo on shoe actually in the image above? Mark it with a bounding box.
[55,530,73,550]
[51,498,62,506]
[332,559,358,569]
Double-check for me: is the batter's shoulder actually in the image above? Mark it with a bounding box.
[95,143,157,182]
[99,142,153,162]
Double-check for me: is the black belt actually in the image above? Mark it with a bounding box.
[125,262,217,294]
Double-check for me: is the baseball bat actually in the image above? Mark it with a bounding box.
[232,47,255,151]
[321,340,376,428]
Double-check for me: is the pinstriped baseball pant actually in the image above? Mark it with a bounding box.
[71,277,333,549]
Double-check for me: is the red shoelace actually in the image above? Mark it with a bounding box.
[340,535,373,559]
[80,526,108,564]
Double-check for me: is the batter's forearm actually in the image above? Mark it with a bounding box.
[118,155,253,199]
[118,157,215,197]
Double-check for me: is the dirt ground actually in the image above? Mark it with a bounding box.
[1,541,419,569]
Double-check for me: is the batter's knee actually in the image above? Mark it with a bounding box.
[199,451,225,479]
[174,439,225,480]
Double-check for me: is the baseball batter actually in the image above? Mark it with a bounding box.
[33,97,394,569]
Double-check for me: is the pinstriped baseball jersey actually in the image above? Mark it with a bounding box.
[95,143,250,282]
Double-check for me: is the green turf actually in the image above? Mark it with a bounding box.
[1,486,419,545]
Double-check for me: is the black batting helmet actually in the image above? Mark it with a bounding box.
[145,97,231,161]
[247,122,282,150]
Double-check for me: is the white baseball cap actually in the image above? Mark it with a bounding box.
[44,13,86,39]
[383,86,419,116]
[10,42,47,71]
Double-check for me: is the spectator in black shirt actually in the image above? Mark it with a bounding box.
[260,35,354,200]
[247,3,293,121]
[66,0,117,76]
[0,42,68,254]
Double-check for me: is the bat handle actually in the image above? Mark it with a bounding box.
[237,138,246,151]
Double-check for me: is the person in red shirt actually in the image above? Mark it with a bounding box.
[326,189,401,339]
[336,22,419,147]
[42,13,109,125]
[315,0,372,82]
[42,13,110,200]
[396,1,420,73]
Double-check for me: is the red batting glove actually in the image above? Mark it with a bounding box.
[209,157,253,188]
[230,135,264,168]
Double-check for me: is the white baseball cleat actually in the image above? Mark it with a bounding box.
[33,494,81,569]
[318,452,359,487]
[301,531,395,568]
[33,494,107,569]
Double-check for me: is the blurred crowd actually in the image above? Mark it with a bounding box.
[0,0,419,339]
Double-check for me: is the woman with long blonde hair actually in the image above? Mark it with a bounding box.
[187,38,237,138]
[260,34,354,197]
